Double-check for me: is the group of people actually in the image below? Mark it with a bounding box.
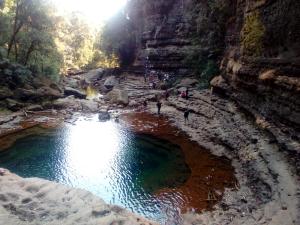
[151,89,191,124]
[145,71,158,89]
[154,100,190,123]
[142,64,191,123]
[144,70,173,90]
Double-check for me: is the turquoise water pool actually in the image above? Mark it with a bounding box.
[0,115,190,223]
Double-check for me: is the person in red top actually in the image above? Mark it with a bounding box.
[181,91,186,98]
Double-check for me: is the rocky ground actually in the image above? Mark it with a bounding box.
[154,93,299,225]
[0,168,158,225]
[0,73,299,225]
[113,75,299,225]
[118,75,299,225]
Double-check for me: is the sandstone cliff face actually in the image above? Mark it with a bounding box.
[127,0,234,76]
[127,0,299,72]
[213,0,300,158]
[127,0,300,158]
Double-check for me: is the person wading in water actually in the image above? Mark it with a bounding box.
[157,101,162,115]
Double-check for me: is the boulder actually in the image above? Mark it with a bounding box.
[5,98,24,111]
[64,87,86,99]
[49,83,63,93]
[36,87,63,100]
[105,89,129,106]
[25,104,44,111]
[210,75,231,95]
[15,86,63,102]
[81,100,99,112]
[0,169,158,225]
[177,78,199,88]
[98,111,110,121]
[98,83,111,94]
[84,68,104,84]
[16,88,37,101]
[104,76,118,90]
[145,94,159,102]
[52,96,82,110]
[0,59,10,70]
[62,77,79,89]
[128,100,139,107]
[0,87,13,100]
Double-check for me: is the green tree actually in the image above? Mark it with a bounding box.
[56,12,95,71]
[0,0,63,78]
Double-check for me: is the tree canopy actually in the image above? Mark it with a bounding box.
[0,0,62,78]
[0,0,122,81]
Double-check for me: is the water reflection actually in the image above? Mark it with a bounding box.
[0,115,191,223]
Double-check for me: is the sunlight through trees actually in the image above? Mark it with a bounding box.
[0,0,123,80]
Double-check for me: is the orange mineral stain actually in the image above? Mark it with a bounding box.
[121,112,237,214]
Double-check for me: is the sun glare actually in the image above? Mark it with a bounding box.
[52,0,127,26]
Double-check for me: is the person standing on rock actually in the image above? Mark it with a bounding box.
[143,100,148,109]
[156,101,162,115]
[184,109,190,124]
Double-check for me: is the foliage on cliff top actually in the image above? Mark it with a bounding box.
[241,11,265,56]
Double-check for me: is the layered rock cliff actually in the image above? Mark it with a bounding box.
[127,0,235,77]
[127,0,300,74]
[123,1,300,223]
[126,0,300,156]
[211,0,300,159]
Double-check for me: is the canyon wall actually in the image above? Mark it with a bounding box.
[127,0,235,78]
[126,0,300,157]
[211,0,300,158]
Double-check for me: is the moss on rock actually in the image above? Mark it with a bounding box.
[241,11,265,56]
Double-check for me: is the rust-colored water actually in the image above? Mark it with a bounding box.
[121,112,237,214]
